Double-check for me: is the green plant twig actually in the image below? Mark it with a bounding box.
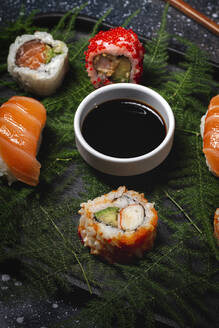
[164,190,202,234]
[40,206,92,294]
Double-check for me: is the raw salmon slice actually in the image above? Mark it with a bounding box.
[202,95,219,177]
[0,96,46,186]
[15,39,46,70]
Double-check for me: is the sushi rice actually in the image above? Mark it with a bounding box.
[7,32,68,96]
[85,27,145,88]
[0,155,15,185]
[78,186,158,263]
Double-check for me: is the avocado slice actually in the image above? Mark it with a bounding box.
[44,45,54,64]
[44,44,63,64]
[94,207,119,227]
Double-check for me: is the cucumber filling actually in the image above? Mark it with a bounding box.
[93,54,131,83]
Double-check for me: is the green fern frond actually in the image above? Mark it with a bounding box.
[69,8,113,63]
[143,3,170,87]
[0,4,218,328]
[51,2,88,42]
[122,9,140,27]
[51,9,75,39]
[161,41,214,109]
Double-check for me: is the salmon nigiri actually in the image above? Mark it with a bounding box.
[200,95,219,177]
[0,96,46,186]
[214,208,219,246]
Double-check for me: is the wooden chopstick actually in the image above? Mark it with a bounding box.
[164,0,219,36]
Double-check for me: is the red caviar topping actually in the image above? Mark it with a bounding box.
[85,27,145,88]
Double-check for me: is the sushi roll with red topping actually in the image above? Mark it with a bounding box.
[85,27,145,88]
[7,32,68,96]
[78,186,158,263]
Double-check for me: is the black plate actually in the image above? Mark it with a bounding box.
[1,13,218,328]
[33,12,219,76]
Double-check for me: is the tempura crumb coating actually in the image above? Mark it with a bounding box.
[78,186,158,263]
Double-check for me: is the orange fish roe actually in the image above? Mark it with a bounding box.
[15,39,46,70]
[85,27,145,88]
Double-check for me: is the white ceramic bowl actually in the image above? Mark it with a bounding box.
[74,83,175,176]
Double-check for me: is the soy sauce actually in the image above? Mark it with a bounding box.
[82,99,166,158]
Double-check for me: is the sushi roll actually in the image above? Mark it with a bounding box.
[85,27,145,88]
[0,96,46,186]
[78,186,158,263]
[7,31,68,96]
[200,95,219,177]
[214,208,219,246]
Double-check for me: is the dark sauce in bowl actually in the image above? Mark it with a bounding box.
[82,99,166,158]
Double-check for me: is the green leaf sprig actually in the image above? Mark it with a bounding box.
[0,3,218,328]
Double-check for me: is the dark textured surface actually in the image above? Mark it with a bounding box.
[0,0,219,64]
[0,1,218,327]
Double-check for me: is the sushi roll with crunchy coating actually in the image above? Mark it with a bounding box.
[85,27,145,88]
[78,186,158,263]
[200,95,219,177]
[7,31,68,96]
